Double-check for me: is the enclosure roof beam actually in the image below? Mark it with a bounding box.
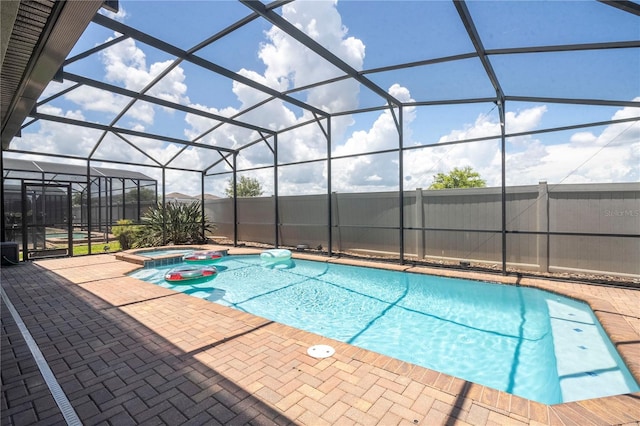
[235,132,275,154]
[29,111,237,154]
[279,38,639,104]
[240,0,402,107]
[78,6,288,164]
[91,13,328,118]
[505,96,640,108]
[63,35,129,66]
[3,149,161,172]
[204,151,235,175]
[486,40,640,55]
[111,133,163,167]
[63,72,273,135]
[597,0,640,16]
[189,0,293,53]
[454,0,504,101]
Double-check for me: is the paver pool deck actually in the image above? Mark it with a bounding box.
[2,247,639,425]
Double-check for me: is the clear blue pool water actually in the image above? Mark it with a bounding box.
[129,255,639,405]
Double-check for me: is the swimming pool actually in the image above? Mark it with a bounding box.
[47,232,87,239]
[45,230,106,243]
[129,254,639,405]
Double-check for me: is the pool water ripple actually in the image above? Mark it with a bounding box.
[129,254,639,405]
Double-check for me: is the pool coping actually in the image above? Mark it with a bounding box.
[116,245,640,416]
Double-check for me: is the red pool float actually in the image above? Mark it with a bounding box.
[164,265,217,283]
[183,251,224,263]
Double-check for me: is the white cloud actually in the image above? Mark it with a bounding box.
[504,104,639,185]
[256,1,363,125]
[11,107,102,157]
[92,3,640,195]
[178,0,368,194]
[95,36,190,127]
[334,104,401,157]
[399,107,509,189]
[328,85,414,192]
[147,60,189,105]
[38,80,76,101]
[99,4,128,22]
[14,2,639,198]
[262,1,364,89]
[570,131,597,144]
[402,103,639,189]
[506,105,547,134]
[102,37,148,90]
[594,99,640,147]
[64,86,129,115]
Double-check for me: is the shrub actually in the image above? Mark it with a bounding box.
[111,219,139,250]
[135,201,215,247]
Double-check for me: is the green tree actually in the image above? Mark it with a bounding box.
[429,166,486,190]
[224,176,263,197]
[72,186,156,206]
[125,187,156,202]
[72,189,87,206]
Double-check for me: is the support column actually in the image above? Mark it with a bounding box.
[201,172,206,242]
[161,168,166,245]
[537,181,549,272]
[1,151,5,242]
[499,99,507,275]
[232,154,238,246]
[416,188,424,259]
[398,107,405,264]
[273,134,279,248]
[332,192,340,253]
[327,117,332,256]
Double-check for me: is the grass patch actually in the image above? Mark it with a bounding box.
[72,241,121,256]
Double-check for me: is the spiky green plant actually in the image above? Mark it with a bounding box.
[135,201,214,247]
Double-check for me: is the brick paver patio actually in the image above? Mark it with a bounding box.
[2,248,639,425]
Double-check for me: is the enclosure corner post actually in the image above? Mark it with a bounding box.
[327,117,332,257]
[332,192,340,254]
[499,98,507,275]
[0,151,5,242]
[232,153,238,247]
[537,181,549,273]
[161,168,166,245]
[274,134,279,249]
[201,171,206,243]
[398,106,405,265]
[86,161,92,255]
[416,188,424,260]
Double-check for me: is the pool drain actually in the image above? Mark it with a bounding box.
[307,344,335,358]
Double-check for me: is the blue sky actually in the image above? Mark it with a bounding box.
[11,0,640,196]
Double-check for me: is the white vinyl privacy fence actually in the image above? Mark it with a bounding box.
[204,182,639,278]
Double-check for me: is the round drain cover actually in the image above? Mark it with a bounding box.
[307,344,335,358]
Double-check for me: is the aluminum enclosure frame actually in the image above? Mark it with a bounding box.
[1,0,639,275]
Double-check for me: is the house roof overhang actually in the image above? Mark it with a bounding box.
[1,0,105,150]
